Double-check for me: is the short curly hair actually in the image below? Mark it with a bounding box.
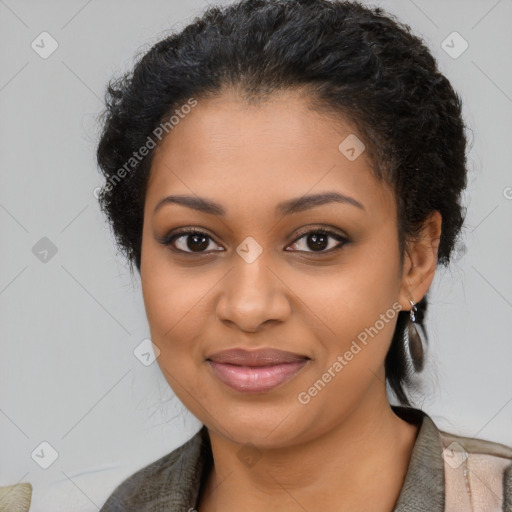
[96,0,469,406]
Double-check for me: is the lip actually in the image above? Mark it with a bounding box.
[206,347,309,366]
[206,348,310,393]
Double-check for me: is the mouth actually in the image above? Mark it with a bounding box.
[206,347,310,393]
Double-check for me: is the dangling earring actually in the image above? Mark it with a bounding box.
[408,298,425,372]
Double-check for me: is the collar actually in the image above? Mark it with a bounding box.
[391,405,445,512]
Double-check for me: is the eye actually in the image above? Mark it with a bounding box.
[160,228,224,254]
[159,227,349,255]
[286,228,349,253]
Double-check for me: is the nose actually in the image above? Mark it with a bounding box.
[215,254,292,333]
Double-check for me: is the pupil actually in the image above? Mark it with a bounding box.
[187,234,209,251]
[308,232,328,251]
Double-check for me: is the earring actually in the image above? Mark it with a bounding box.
[408,299,425,372]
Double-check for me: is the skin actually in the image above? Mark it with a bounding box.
[140,87,442,512]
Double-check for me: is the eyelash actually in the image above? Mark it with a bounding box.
[159,227,349,255]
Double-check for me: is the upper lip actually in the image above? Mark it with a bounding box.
[206,348,309,366]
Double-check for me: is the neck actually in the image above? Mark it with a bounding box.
[199,384,419,512]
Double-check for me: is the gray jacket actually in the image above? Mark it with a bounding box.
[100,406,512,511]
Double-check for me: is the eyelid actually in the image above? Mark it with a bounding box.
[291,225,348,243]
[287,227,349,253]
[159,225,349,255]
[157,227,222,253]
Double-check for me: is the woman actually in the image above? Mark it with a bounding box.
[95,0,512,510]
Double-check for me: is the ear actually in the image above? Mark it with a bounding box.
[398,210,442,311]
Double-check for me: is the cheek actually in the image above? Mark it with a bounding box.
[292,245,401,375]
[141,234,192,326]
[142,269,202,347]
[142,272,206,399]
[296,270,401,415]
[140,244,216,377]
[295,250,399,330]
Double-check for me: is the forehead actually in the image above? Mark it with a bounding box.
[146,89,395,220]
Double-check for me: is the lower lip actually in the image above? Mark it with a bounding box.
[207,360,308,393]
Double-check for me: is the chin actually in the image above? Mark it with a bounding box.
[203,398,314,448]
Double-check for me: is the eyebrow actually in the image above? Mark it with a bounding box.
[153,191,365,216]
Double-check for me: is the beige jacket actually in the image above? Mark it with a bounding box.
[440,429,512,511]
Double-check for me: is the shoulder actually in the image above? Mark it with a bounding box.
[438,429,512,512]
[99,427,209,512]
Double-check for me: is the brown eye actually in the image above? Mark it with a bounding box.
[287,229,349,253]
[161,229,224,253]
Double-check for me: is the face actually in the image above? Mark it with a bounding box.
[140,88,413,448]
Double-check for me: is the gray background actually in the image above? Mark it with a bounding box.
[0,0,511,510]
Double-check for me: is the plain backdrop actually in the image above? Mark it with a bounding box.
[1,0,511,510]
